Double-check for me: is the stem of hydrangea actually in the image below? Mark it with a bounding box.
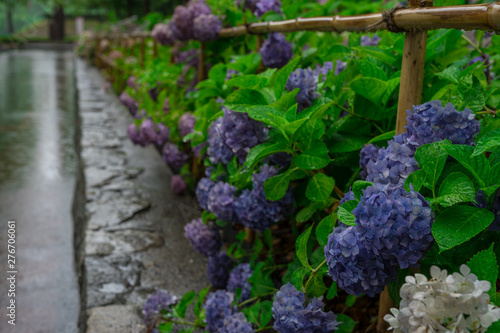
[238,291,277,307]
[255,326,274,332]
[303,259,327,292]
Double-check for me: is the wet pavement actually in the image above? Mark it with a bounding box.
[0,50,80,332]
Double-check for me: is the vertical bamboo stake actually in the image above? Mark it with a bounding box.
[139,37,146,68]
[95,36,101,68]
[198,42,207,82]
[256,35,265,73]
[377,1,432,332]
[153,39,158,59]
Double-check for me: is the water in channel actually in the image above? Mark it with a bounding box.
[0,50,80,333]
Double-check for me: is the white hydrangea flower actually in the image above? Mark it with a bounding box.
[384,264,500,332]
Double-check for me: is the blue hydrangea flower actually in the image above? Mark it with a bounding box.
[234,165,294,231]
[335,59,347,76]
[127,123,146,146]
[207,181,238,223]
[178,113,196,138]
[205,290,235,333]
[184,218,222,257]
[170,2,212,41]
[127,76,138,89]
[361,34,381,46]
[366,133,418,186]
[119,92,138,115]
[359,143,380,179]
[207,117,234,165]
[406,100,480,149]
[254,0,282,17]
[152,23,175,46]
[196,177,216,210]
[219,312,254,333]
[155,124,170,146]
[142,290,177,331]
[313,61,334,82]
[207,252,233,289]
[171,175,187,194]
[219,107,268,160]
[272,283,340,332]
[475,189,500,231]
[285,68,319,111]
[193,14,222,41]
[227,263,253,301]
[260,33,293,69]
[162,143,189,172]
[140,118,157,145]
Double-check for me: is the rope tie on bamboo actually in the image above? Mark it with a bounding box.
[367,5,405,33]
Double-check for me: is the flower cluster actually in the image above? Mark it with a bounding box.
[219,107,268,160]
[272,283,340,332]
[151,23,175,46]
[171,174,187,194]
[126,75,138,89]
[184,218,222,257]
[227,263,253,301]
[324,183,433,296]
[219,312,254,333]
[196,177,216,211]
[169,1,221,42]
[406,100,480,149]
[178,113,196,138]
[205,290,235,332]
[193,14,222,42]
[254,0,282,17]
[260,33,293,69]
[142,290,177,331]
[207,117,234,166]
[207,252,233,289]
[207,181,239,223]
[360,34,381,46]
[359,143,379,179]
[475,189,500,231]
[313,61,334,81]
[384,265,500,332]
[162,142,189,172]
[119,92,138,115]
[234,164,294,231]
[285,68,319,111]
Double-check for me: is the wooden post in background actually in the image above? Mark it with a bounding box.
[153,39,158,59]
[198,42,207,82]
[139,37,146,68]
[377,1,432,332]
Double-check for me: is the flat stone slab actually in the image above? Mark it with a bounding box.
[85,167,121,188]
[85,229,164,256]
[82,148,127,168]
[86,305,142,333]
[86,196,151,230]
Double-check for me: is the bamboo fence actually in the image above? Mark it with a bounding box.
[90,1,499,331]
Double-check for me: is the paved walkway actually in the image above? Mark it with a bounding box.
[75,59,208,333]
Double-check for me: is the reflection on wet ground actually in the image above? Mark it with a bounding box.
[0,50,79,333]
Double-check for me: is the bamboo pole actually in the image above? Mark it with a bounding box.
[139,37,146,68]
[153,39,158,59]
[198,42,207,82]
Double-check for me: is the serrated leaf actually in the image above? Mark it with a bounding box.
[247,106,286,128]
[345,295,357,307]
[260,301,273,327]
[173,291,196,319]
[473,128,500,157]
[306,173,335,202]
[271,89,299,112]
[326,281,338,300]
[444,144,490,188]
[316,214,336,248]
[329,133,371,153]
[296,202,323,223]
[158,322,174,333]
[432,205,495,252]
[306,273,328,298]
[224,88,268,111]
[264,170,291,201]
[293,140,331,170]
[336,314,357,333]
[194,286,210,317]
[405,169,426,192]
[208,63,227,88]
[295,118,326,150]
[350,77,388,106]
[467,244,498,303]
[226,75,264,89]
[352,180,372,201]
[337,200,358,226]
[245,141,289,169]
[296,226,313,270]
[284,118,309,138]
[431,172,476,207]
[274,57,301,100]
[368,130,396,144]
[415,140,451,192]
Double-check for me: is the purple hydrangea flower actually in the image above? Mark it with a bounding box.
[469,54,490,75]
[170,2,212,41]
[205,290,235,332]
[219,107,268,160]
[234,164,294,231]
[193,14,222,42]
[207,181,238,223]
[152,23,175,46]
[127,123,146,146]
[361,34,381,46]
[163,97,170,114]
[260,33,293,69]
[286,68,319,111]
[178,113,196,138]
[136,109,148,119]
[127,76,138,89]
[196,177,216,210]
[207,252,233,289]
[207,117,235,165]
[171,175,187,194]
[314,61,334,82]
[475,189,500,231]
[193,142,208,159]
[254,0,282,17]
[119,92,138,115]
[272,283,340,332]
[162,143,189,172]
[359,143,380,179]
[227,263,253,301]
[366,133,418,186]
[140,118,157,145]
[226,69,239,81]
[142,290,177,331]
[184,218,222,257]
[220,312,254,333]
[155,124,170,146]
[149,86,160,103]
[335,59,347,76]
[406,100,480,149]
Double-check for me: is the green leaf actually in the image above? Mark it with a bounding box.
[307,273,328,298]
[293,140,332,170]
[444,144,490,188]
[415,140,451,192]
[247,106,286,128]
[432,205,495,252]
[264,170,291,201]
[337,200,358,226]
[431,172,476,207]
[245,141,289,169]
[260,301,273,327]
[350,77,388,106]
[208,63,227,88]
[296,226,313,270]
[295,118,326,150]
[194,286,210,317]
[368,130,396,144]
[486,320,500,333]
[436,65,460,84]
[226,75,265,89]
[355,59,387,81]
[326,281,338,300]
[352,180,372,201]
[328,133,371,154]
[296,202,323,223]
[467,244,498,303]
[173,291,196,319]
[274,57,301,100]
[224,88,268,111]
[316,214,336,247]
[473,128,500,157]
[404,169,426,192]
[306,173,335,203]
[242,301,261,325]
[284,118,309,138]
[271,89,299,112]
[345,295,357,307]
[158,322,174,333]
[336,314,357,333]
